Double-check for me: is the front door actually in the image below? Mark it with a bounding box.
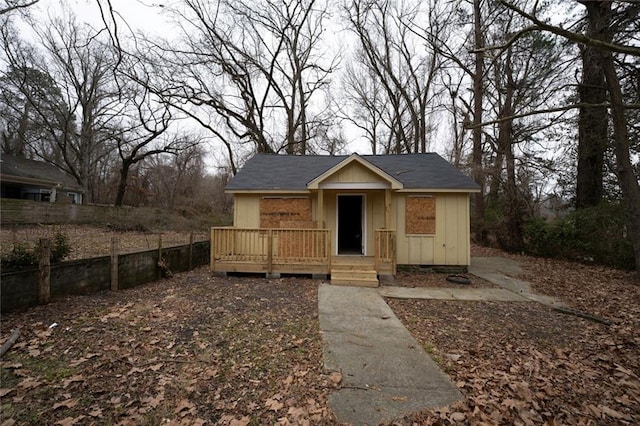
[337,195,363,254]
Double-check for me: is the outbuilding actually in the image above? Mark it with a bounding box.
[210,153,480,286]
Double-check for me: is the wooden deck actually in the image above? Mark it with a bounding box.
[210,227,396,283]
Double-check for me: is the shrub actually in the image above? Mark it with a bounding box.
[51,232,72,263]
[1,231,73,272]
[522,202,634,270]
[1,243,39,271]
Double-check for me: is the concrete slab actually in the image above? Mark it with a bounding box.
[469,257,564,307]
[319,284,461,425]
[378,286,529,302]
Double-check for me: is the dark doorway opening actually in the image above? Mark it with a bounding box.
[338,195,363,254]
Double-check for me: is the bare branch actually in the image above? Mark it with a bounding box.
[498,0,640,56]
[466,102,640,129]
[0,0,39,15]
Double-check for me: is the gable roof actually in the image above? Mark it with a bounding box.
[0,155,84,192]
[307,153,403,190]
[226,153,480,192]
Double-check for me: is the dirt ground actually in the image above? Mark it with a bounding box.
[0,271,338,425]
[388,246,640,425]
[0,225,209,260]
[1,245,639,425]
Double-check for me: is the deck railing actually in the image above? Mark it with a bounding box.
[211,227,396,276]
[210,227,331,274]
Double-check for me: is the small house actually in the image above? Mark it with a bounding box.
[210,153,480,286]
[0,155,84,204]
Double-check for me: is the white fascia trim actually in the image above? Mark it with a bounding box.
[225,189,310,194]
[396,188,480,193]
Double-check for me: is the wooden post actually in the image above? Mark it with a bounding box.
[158,234,163,280]
[384,189,392,229]
[110,236,119,291]
[38,238,51,305]
[189,232,194,270]
[267,229,273,274]
[214,228,221,271]
[317,189,324,228]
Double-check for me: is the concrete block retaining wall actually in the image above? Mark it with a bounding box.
[1,241,210,313]
[0,198,191,228]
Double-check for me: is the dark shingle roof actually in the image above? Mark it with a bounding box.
[226,153,479,191]
[0,155,84,192]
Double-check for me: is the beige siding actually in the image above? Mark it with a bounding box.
[232,189,471,266]
[233,194,260,228]
[394,192,470,266]
[323,162,386,183]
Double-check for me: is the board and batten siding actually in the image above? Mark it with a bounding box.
[322,161,384,183]
[232,190,471,266]
[394,192,470,265]
[233,194,261,228]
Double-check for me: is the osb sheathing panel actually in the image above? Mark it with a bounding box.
[259,198,312,228]
[276,221,320,258]
[278,220,317,229]
[406,196,436,234]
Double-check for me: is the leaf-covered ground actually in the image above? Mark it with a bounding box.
[2,245,639,425]
[0,270,338,425]
[387,247,640,425]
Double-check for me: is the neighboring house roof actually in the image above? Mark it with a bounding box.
[226,153,480,192]
[0,155,84,192]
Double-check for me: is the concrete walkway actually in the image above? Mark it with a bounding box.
[318,256,564,424]
[469,257,564,306]
[378,286,528,301]
[319,284,462,425]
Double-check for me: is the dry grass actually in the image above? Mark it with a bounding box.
[1,225,209,260]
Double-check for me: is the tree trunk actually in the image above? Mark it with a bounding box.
[581,1,640,275]
[601,54,640,276]
[501,47,524,252]
[472,0,486,243]
[114,160,131,207]
[576,7,608,209]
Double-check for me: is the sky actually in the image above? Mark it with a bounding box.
[7,0,452,169]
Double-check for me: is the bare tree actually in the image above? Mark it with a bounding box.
[499,0,640,274]
[150,0,337,171]
[343,0,444,155]
[1,16,117,201]
[485,20,569,251]
[144,144,207,210]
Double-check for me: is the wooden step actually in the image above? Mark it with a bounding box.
[330,269,379,287]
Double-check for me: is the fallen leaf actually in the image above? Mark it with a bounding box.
[329,372,342,385]
[451,412,466,421]
[265,395,284,412]
[62,375,84,389]
[0,388,15,398]
[55,416,85,426]
[53,398,78,410]
[18,378,42,389]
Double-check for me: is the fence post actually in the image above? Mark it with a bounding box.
[111,236,119,291]
[158,233,163,279]
[189,232,194,270]
[38,238,51,305]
